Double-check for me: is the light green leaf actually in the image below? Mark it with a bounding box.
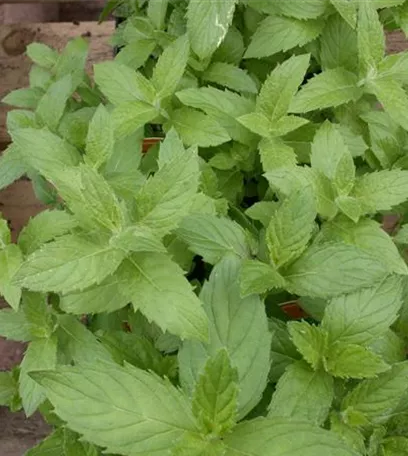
[179,256,271,419]
[94,61,155,105]
[237,112,271,137]
[134,137,200,237]
[11,128,80,179]
[172,433,226,456]
[213,25,244,64]
[342,362,408,424]
[110,226,166,254]
[245,201,278,227]
[318,218,408,275]
[0,244,23,310]
[330,414,366,454]
[177,214,250,264]
[115,40,156,70]
[335,195,361,222]
[369,330,406,365]
[325,342,390,379]
[288,321,328,370]
[0,145,28,190]
[333,151,355,196]
[378,52,408,85]
[353,169,408,213]
[153,35,190,99]
[240,260,286,297]
[85,104,114,169]
[223,418,360,456]
[147,0,168,29]
[320,15,358,71]
[169,107,230,147]
[187,0,237,60]
[358,1,385,74]
[27,43,58,69]
[123,253,208,342]
[266,186,316,267]
[20,336,57,416]
[18,210,78,255]
[276,0,328,19]
[203,62,258,94]
[0,217,10,248]
[192,349,238,436]
[59,263,130,315]
[382,436,408,455]
[268,361,334,426]
[112,101,158,139]
[269,116,310,137]
[395,224,408,245]
[323,276,403,346]
[31,363,199,455]
[22,291,54,339]
[367,78,408,131]
[290,68,361,113]
[269,318,302,382]
[259,137,298,171]
[14,235,125,294]
[245,16,323,59]
[59,107,95,148]
[2,87,44,109]
[0,371,16,407]
[55,38,88,82]
[36,75,73,131]
[0,309,31,341]
[330,0,357,28]
[285,242,389,298]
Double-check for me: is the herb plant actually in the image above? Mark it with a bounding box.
[2,0,408,454]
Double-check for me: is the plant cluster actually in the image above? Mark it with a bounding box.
[2,0,408,454]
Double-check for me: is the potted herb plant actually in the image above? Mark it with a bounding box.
[1,0,408,454]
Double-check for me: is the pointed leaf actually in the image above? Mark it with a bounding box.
[85,104,114,169]
[240,260,286,297]
[0,244,23,310]
[202,62,258,94]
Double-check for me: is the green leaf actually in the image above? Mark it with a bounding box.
[0,217,10,248]
[0,371,16,407]
[369,330,406,365]
[31,363,199,455]
[172,433,226,456]
[290,68,361,113]
[192,349,238,436]
[288,321,328,370]
[318,218,408,275]
[311,121,354,182]
[85,104,114,169]
[341,362,408,424]
[367,78,408,131]
[322,276,403,346]
[246,201,278,227]
[395,224,408,245]
[325,342,390,379]
[245,16,323,59]
[259,137,298,171]
[14,235,125,294]
[11,127,80,178]
[2,87,44,109]
[94,61,155,105]
[256,54,311,121]
[115,40,156,70]
[213,25,244,64]
[0,309,31,341]
[179,256,271,419]
[0,244,23,310]
[269,318,302,382]
[330,0,357,28]
[335,195,361,222]
[285,242,389,298]
[268,361,334,426]
[240,260,286,297]
[382,437,408,456]
[22,291,54,339]
[152,35,190,99]
[123,253,208,341]
[112,101,158,139]
[18,210,78,255]
[276,0,328,19]
[169,107,230,147]
[187,0,237,60]
[26,43,58,69]
[353,169,408,213]
[20,336,57,416]
[266,186,316,267]
[59,107,95,148]
[134,135,200,237]
[176,214,250,264]
[55,38,88,82]
[358,1,385,74]
[0,145,28,190]
[330,413,366,454]
[36,75,73,131]
[147,0,168,29]
[223,418,360,456]
[110,226,166,254]
[202,62,258,94]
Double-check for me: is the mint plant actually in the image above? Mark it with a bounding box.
[2,0,408,454]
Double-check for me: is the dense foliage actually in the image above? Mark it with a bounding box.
[2,0,408,454]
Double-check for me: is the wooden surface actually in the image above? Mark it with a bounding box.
[0,20,114,146]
